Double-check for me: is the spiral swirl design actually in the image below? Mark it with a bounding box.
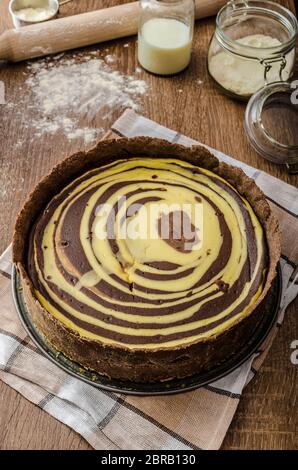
[28,158,268,350]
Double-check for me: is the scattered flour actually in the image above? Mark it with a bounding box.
[105,54,116,64]
[0,161,25,199]
[1,53,149,206]
[23,54,148,144]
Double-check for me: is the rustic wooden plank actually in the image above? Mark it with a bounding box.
[0,0,297,450]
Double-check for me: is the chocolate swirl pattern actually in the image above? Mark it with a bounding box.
[28,158,268,351]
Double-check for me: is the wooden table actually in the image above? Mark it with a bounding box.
[0,0,297,450]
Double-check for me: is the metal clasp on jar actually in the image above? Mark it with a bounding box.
[260,56,287,84]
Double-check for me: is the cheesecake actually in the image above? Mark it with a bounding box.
[13,138,280,382]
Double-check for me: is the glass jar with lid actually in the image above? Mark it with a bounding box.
[208,0,298,170]
[138,0,195,75]
[207,0,298,100]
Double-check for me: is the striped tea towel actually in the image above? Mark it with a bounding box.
[0,109,297,450]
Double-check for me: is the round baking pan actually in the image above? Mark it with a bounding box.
[12,263,282,396]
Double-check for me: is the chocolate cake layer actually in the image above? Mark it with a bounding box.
[27,158,268,350]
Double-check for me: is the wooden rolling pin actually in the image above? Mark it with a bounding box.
[0,0,226,62]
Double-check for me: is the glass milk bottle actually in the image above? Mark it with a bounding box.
[138,0,195,75]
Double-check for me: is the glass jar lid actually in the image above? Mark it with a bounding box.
[244,81,298,169]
